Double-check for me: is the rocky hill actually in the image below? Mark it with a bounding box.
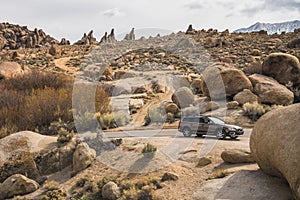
[0,23,300,199]
[0,22,62,50]
[234,20,300,34]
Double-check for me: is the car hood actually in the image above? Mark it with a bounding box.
[223,124,243,129]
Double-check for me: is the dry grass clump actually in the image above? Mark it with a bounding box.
[243,102,265,121]
[209,169,230,179]
[120,176,162,200]
[243,102,283,121]
[142,143,157,154]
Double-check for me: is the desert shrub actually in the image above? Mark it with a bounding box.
[142,143,157,154]
[121,186,140,199]
[144,105,166,125]
[97,113,115,130]
[43,180,60,191]
[57,128,74,144]
[96,113,130,130]
[263,104,284,113]
[74,112,98,132]
[166,113,175,123]
[41,189,67,200]
[211,169,230,179]
[120,177,160,200]
[113,113,131,127]
[243,102,266,121]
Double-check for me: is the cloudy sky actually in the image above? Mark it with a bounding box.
[1,0,299,42]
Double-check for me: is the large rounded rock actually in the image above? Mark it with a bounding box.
[201,66,253,100]
[102,181,120,200]
[190,78,203,94]
[0,61,23,79]
[250,103,300,199]
[221,149,255,164]
[0,174,39,199]
[233,89,259,105]
[73,142,96,174]
[172,87,194,108]
[164,102,179,114]
[262,53,300,86]
[161,172,179,181]
[249,74,294,105]
[0,131,58,182]
[287,38,300,49]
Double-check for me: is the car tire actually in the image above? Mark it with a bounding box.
[182,127,192,137]
[217,129,226,140]
[230,136,238,140]
[196,133,203,137]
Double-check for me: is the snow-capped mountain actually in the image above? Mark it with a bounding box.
[234,20,300,34]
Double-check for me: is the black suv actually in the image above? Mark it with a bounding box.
[178,116,244,139]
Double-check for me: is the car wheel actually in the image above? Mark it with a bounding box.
[196,133,203,137]
[182,127,192,137]
[216,129,226,140]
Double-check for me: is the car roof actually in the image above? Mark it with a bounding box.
[182,116,206,118]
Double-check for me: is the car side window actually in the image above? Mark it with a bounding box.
[199,118,204,123]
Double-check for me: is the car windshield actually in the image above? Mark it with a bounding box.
[209,117,225,124]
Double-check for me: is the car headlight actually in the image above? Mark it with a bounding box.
[225,127,236,131]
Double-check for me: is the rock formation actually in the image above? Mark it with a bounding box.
[186,24,197,34]
[0,174,39,199]
[262,53,300,86]
[0,22,58,50]
[233,89,259,105]
[74,30,98,45]
[250,103,300,199]
[124,28,135,40]
[249,74,294,105]
[99,32,108,43]
[72,142,96,174]
[201,66,253,99]
[172,87,194,108]
[107,28,117,43]
[102,181,120,200]
[0,61,24,79]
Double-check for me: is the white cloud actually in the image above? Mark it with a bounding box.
[184,1,204,10]
[102,8,125,17]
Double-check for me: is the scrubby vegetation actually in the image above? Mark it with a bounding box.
[0,71,74,137]
[209,169,230,179]
[120,176,162,200]
[96,176,161,200]
[243,102,266,121]
[144,105,166,126]
[57,128,74,144]
[243,102,283,121]
[0,70,129,138]
[142,143,157,154]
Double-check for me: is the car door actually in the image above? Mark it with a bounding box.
[200,117,210,132]
[190,117,199,133]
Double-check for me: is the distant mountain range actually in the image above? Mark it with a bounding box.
[234,20,300,34]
